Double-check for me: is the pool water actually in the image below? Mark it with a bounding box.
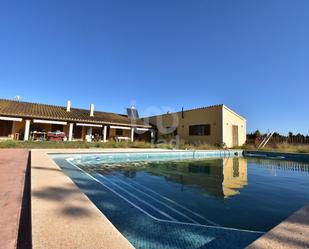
[53,152,309,249]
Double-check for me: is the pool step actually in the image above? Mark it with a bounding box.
[108,175,202,224]
[94,173,176,221]
[93,173,218,226]
[115,175,219,226]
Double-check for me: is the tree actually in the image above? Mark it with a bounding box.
[253,130,262,138]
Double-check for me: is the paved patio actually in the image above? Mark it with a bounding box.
[0,149,30,249]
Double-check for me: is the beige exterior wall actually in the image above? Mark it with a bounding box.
[148,105,223,145]
[147,105,246,148]
[222,105,246,147]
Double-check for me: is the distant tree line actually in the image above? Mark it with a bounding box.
[247,130,309,145]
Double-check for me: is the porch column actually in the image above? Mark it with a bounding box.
[86,127,93,142]
[150,130,155,143]
[24,120,31,141]
[11,122,16,135]
[68,123,74,141]
[103,126,107,142]
[87,127,93,135]
[131,128,134,142]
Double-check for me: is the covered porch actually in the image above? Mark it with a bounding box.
[0,116,152,142]
[0,116,25,140]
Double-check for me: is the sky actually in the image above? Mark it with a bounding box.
[0,0,309,135]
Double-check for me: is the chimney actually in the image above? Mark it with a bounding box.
[90,104,94,116]
[66,100,71,112]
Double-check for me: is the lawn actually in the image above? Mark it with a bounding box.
[0,140,220,150]
[1,140,308,154]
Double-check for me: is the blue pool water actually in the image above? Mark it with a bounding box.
[52,151,309,249]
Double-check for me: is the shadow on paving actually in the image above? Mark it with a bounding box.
[17,151,32,249]
[32,182,93,218]
[32,166,62,172]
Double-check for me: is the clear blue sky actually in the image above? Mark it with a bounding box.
[0,0,308,135]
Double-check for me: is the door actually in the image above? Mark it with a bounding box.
[232,125,239,147]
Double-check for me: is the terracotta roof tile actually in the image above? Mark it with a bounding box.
[0,99,150,127]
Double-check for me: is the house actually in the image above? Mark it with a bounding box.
[0,99,246,147]
[0,99,152,142]
[145,105,246,147]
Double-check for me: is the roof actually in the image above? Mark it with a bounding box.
[144,104,246,121]
[0,99,150,127]
[144,104,224,118]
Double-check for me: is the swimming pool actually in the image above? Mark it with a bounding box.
[52,151,309,249]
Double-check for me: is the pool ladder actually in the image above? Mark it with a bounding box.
[258,131,274,149]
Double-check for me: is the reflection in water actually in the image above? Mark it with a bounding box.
[248,158,309,174]
[87,157,249,199]
[80,157,309,198]
[144,158,248,198]
[70,155,309,232]
[79,156,309,199]
[222,158,248,198]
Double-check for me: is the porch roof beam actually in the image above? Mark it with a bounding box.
[110,125,131,130]
[33,119,67,125]
[0,116,23,122]
[76,123,103,127]
[136,128,150,131]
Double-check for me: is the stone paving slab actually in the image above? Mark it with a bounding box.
[247,204,309,249]
[0,149,29,249]
[31,149,135,249]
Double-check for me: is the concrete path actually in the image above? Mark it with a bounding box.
[0,149,30,249]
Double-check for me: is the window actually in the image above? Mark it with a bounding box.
[189,124,210,136]
[115,129,123,136]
